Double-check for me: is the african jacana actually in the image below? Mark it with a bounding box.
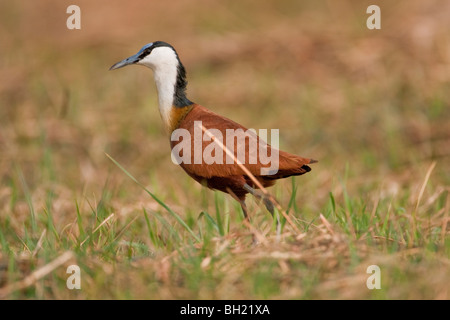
[110,41,316,218]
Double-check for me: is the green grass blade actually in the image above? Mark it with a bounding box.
[214,192,225,236]
[287,177,298,214]
[198,211,220,233]
[15,166,37,233]
[143,208,159,247]
[106,153,201,242]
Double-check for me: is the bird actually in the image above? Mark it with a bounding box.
[110,41,316,219]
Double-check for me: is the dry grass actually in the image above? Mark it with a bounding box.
[0,0,449,299]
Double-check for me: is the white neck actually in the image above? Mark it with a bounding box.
[137,46,179,131]
[153,64,177,129]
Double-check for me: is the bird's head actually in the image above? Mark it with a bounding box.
[109,41,192,109]
[109,41,179,71]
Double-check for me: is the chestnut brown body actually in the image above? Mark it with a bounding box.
[110,41,316,216]
[170,104,315,202]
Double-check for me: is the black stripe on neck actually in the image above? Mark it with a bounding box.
[174,60,193,108]
[143,41,193,108]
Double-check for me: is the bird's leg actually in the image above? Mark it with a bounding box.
[243,183,281,235]
[243,184,275,215]
[226,187,250,221]
[239,199,249,221]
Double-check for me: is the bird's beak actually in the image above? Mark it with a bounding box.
[109,52,140,71]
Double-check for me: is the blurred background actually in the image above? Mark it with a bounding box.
[1,0,449,195]
[0,0,449,299]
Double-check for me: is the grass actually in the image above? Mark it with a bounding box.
[0,0,449,299]
[0,158,448,299]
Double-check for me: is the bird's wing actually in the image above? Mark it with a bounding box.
[170,104,313,179]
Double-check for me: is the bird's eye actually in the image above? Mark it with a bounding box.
[138,48,152,59]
